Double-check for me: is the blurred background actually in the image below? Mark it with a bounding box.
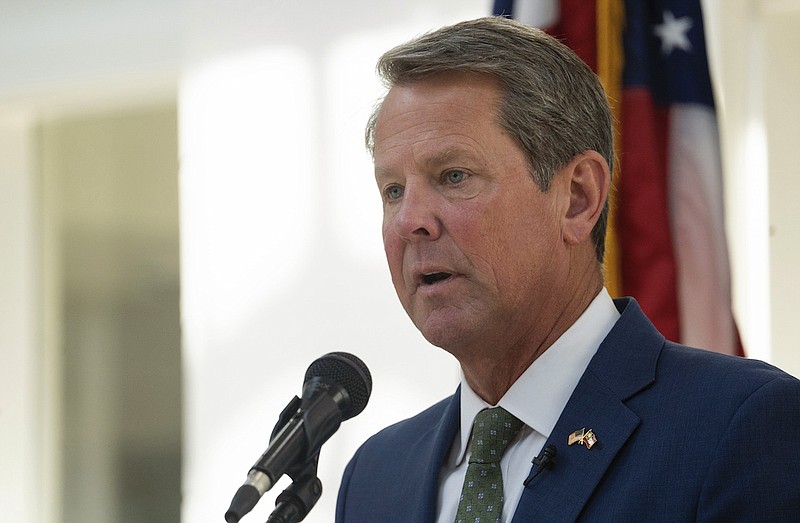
[1,1,798,522]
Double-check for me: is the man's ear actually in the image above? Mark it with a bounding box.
[561,151,610,246]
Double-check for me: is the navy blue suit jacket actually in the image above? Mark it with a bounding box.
[336,298,800,522]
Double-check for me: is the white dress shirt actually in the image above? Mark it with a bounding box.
[435,288,620,523]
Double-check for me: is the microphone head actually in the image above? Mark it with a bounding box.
[304,352,372,420]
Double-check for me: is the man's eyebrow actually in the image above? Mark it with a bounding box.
[373,146,479,180]
[423,149,459,168]
[374,164,394,181]
[423,146,481,169]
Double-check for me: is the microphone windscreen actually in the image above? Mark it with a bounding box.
[304,352,372,420]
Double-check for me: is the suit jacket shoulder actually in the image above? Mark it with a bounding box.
[516,298,800,522]
[336,393,459,522]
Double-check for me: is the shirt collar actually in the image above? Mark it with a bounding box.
[453,288,620,464]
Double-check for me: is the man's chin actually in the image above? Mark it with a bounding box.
[415,311,480,354]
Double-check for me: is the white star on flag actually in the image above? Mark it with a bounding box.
[653,10,693,55]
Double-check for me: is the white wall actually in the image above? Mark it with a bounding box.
[703,0,800,376]
[178,3,486,521]
[762,4,800,378]
[0,111,42,523]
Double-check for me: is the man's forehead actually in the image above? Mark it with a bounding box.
[372,81,503,157]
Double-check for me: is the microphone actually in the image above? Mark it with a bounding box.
[524,444,556,487]
[225,352,372,523]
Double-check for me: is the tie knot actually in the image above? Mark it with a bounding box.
[468,407,523,464]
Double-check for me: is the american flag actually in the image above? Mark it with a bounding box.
[493,0,743,356]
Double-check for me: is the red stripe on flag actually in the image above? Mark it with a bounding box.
[618,87,681,342]
[546,0,597,72]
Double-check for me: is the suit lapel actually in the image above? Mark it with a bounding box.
[512,298,663,522]
[408,387,461,522]
[512,372,641,522]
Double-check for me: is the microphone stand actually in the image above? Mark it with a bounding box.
[265,457,322,523]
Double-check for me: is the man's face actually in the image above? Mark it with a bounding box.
[373,72,572,356]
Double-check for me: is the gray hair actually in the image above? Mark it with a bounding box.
[366,16,614,263]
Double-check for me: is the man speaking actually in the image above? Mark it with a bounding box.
[336,16,800,522]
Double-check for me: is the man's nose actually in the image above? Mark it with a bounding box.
[391,185,441,242]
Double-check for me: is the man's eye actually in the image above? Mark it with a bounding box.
[385,185,404,200]
[444,170,467,184]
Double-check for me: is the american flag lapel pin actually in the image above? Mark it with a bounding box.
[568,428,585,446]
[568,428,598,449]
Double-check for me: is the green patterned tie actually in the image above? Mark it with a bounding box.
[454,407,524,523]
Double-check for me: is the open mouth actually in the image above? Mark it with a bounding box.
[421,272,452,285]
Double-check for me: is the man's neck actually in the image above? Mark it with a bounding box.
[458,279,603,405]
